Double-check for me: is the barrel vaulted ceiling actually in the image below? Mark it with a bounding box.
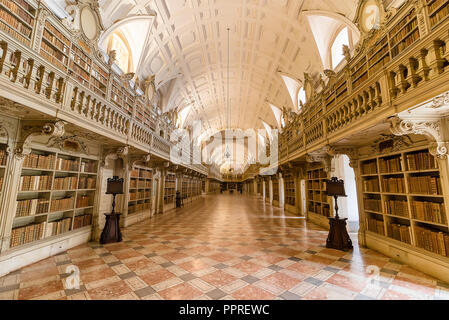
[95,0,360,133]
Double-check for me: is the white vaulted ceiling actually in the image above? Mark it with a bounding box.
[97,0,359,132]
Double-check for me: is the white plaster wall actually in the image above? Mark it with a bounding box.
[332,155,359,224]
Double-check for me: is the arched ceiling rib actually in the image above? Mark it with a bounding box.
[97,0,360,132]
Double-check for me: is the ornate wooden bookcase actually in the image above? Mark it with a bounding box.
[306,163,332,229]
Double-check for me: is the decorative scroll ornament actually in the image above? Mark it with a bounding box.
[47,135,88,154]
[429,92,449,109]
[14,121,66,159]
[389,116,448,159]
[306,153,333,172]
[64,0,104,55]
[326,146,359,169]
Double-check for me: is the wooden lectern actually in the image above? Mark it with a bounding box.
[100,176,123,244]
[325,177,353,251]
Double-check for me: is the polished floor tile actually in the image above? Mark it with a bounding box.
[0,194,448,300]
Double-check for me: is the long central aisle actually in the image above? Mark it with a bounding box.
[1,195,448,300]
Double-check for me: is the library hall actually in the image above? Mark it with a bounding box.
[1,0,449,302]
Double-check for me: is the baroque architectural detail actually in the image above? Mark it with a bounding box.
[306,153,333,172]
[389,116,448,159]
[46,134,89,155]
[429,92,449,109]
[14,120,66,159]
[326,146,359,169]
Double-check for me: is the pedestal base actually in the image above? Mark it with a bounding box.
[100,213,123,244]
[326,217,353,251]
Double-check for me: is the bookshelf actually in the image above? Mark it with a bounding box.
[164,172,176,205]
[182,176,188,199]
[284,173,295,207]
[360,147,449,258]
[368,35,390,75]
[0,0,36,47]
[40,20,70,72]
[128,165,152,215]
[272,177,279,202]
[306,164,331,219]
[11,148,98,249]
[90,62,108,98]
[426,0,449,28]
[389,8,420,58]
[350,56,368,90]
[69,41,92,87]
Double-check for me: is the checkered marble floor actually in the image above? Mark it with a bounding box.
[1,194,449,300]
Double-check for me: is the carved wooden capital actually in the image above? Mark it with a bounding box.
[389,116,448,159]
[14,120,66,159]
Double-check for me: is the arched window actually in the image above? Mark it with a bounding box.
[298,87,306,110]
[107,31,133,73]
[331,27,350,69]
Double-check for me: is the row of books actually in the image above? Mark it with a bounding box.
[428,0,449,27]
[391,29,420,58]
[53,176,78,190]
[389,8,416,40]
[411,200,447,224]
[364,198,382,212]
[165,182,176,188]
[45,20,70,46]
[362,161,377,175]
[69,60,90,83]
[406,152,437,171]
[130,169,139,178]
[78,176,96,189]
[0,8,32,35]
[0,149,6,166]
[23,153,56,170]
[363,178,380,192]
[47,217,71,237]
[16,198,48,217]
[307,170,327,179]
[390,17,418,47]
[128,203,145,214]
[0,17,29,45]
[409,176,442,195]
[71,45,92,67]
[387,223,412,244]
[367,217,385,235]
[73,214,92,230]
[76,195,89,208]
[0,0,34,20]
[10,221,45,248]
[379,157,402,173]
[384,199,409,217]
[140,171,152,179]
[50,197,74,212]
[55,158,79,171]
[40,48,67,72]
[81,161,97,173]
[427,0,448,13]
[19,175,52,191]
[309,181,321,190]
[382,177,405,193]
[42,30,69,58]
[415,225,449,257]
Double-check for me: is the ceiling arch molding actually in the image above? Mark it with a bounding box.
[302,10,361,39]
[99,14,157,48]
